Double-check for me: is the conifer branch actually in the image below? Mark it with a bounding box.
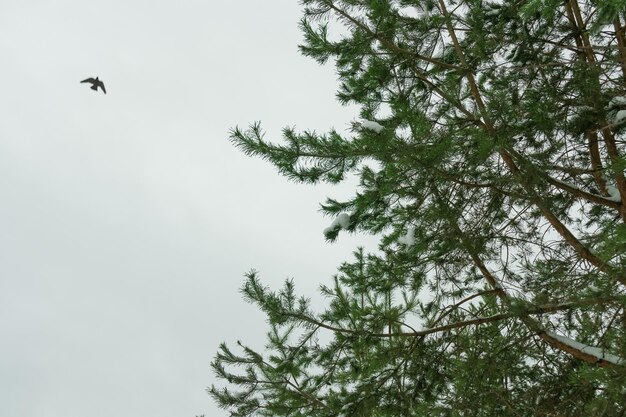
[215,2,626,413]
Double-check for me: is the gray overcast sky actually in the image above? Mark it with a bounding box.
[0,1,375,416]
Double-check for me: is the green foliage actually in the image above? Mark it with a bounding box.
[590,0,626,33]
[211,1,626,416]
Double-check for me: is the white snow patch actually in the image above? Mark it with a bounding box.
[361,120,384,133]
[398,227,416,247]
[612,109,626,125]
[546,331,625,365]
[577,105,594,113]
[323,213,351,235]
[608,96,626,109]
[606,185,621,202]
[485,8,500,17]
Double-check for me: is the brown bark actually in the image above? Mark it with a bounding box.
[613,18,626,79]
[587,131,608,193]
[565,0,626,221]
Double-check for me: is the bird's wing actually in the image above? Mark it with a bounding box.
[99,81,106,94]
[81,77,96,83]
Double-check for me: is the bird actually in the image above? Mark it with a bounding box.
[80,77,106,94]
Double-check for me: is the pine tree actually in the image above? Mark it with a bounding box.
[210,1,626,415]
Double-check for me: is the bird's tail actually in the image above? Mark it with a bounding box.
[90,85,98,90]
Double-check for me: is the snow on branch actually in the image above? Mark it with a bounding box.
[606,96,626,125]
[545,331,625,366]
[606,185,621,202]
[361,120,384,133]
[323,213,351,235]
[547,177,621,206]
[612,110,626,125]
[398,227,416,247]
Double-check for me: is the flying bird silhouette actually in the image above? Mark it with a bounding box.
[81,77,106,94]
